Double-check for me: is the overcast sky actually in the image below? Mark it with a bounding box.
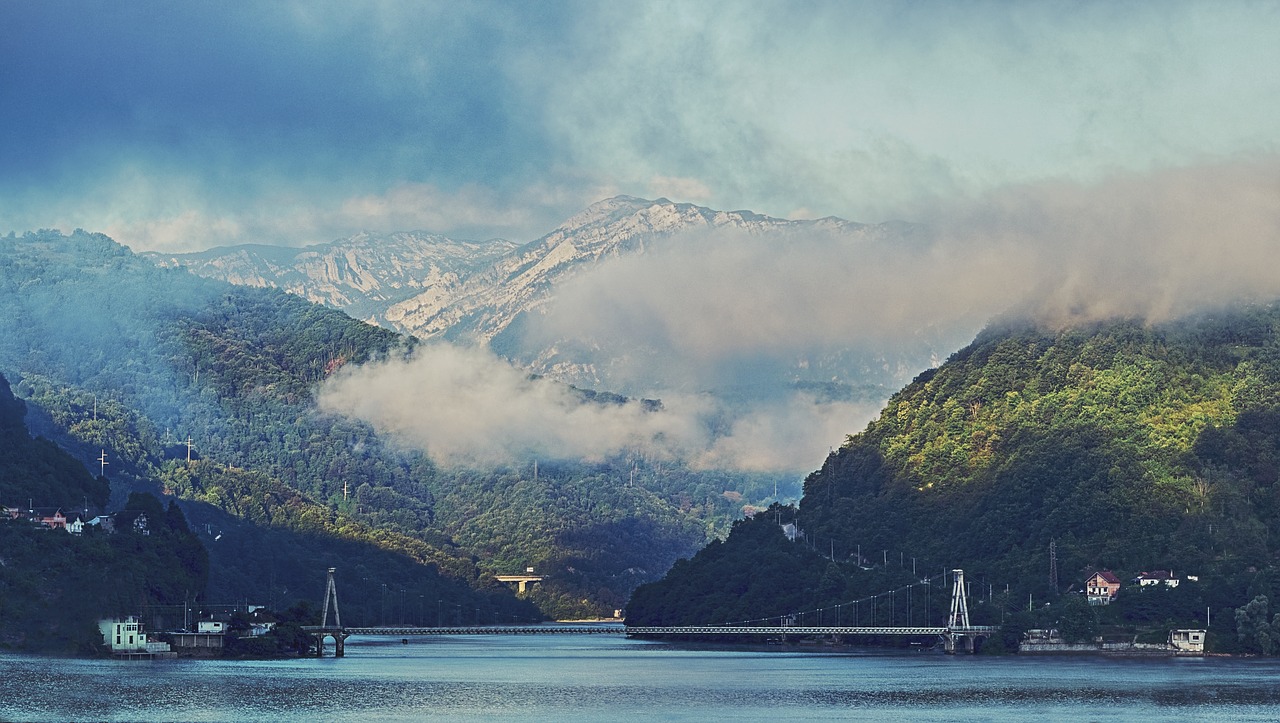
[4,1,1278,252]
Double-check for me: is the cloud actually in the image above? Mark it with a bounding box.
[927,157,1280,325]
[530,2,1280,223]
[317,344,709,467]
[319,158,1280,473]
[24,176,611,253]
[530,158,1280,396]
[695,394,884,473]
[316,343,871,472]
[647,176,713,204]
[7,3,1280,254]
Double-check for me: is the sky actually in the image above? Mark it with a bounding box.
[7,1,1280,473]
[3,1,1279,252]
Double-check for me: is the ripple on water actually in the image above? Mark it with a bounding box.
[5,642,1280,722]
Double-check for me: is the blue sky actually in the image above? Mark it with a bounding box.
[3,0,1279,252]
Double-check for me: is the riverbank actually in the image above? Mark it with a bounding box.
[1019,629,1206,657]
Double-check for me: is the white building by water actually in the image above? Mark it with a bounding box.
[98,616,171,655]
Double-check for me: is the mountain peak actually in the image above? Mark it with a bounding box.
[556,195,663,230]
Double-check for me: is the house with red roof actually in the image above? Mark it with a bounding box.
[1086,570,1122,605]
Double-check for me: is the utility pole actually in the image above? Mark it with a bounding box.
[1049,539,1059,593]
[186,436,194,465]
[98,450,108,477]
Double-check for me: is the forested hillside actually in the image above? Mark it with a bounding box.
[630,306,1280,652]
[0,373,208,652]
[0,230,772,619]
[803,310,1280,584]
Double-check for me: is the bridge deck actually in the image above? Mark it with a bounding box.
[304,625,998,637]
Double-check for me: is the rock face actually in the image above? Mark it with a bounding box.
[147,232,518,326]
[382,196,873,343]
[150,196,940,397]
[151,196,876,339]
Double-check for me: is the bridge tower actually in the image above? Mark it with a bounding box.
[943,568,979,654]
[946,569,970,629]
[315,567,348,657]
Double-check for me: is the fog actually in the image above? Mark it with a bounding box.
[319,160,1280,473]
[318,342,887,472]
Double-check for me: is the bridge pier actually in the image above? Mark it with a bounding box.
[315,630,348,657]
[942,631,978,654]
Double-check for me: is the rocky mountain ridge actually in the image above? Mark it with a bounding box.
[147,232,518,325]
[150,196,934,397]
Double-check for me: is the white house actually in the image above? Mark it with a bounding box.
[65,512,86,535]
[1169,629,1206,653]
[1134,571,1180,588]
[99,616,169,654]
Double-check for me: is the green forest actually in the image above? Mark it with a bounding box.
[629,306,1280,653]
[0,230,781,623]
[0,373,208,652]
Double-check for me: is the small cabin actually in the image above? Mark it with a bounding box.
[1085,571,1122,605]
[1169,629,1206,652]
[1134,571,1179,588]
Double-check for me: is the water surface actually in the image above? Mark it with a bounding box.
[3,633,1279,721]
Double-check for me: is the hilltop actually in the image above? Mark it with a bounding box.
[629,306,1280,651]
[0,229,775,619]
[150,196,947,399]
[0,371,207,652]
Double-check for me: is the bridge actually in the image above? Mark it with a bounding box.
[303,568,997,657]
[493,572,543,594]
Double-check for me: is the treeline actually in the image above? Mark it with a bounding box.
[0,230,783,618]
[0,372,208,652]
[802,309,1280,592]
[629,305,1280,652]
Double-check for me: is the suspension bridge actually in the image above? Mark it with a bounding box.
[302,568,998,657]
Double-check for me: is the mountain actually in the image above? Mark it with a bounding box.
[627,306,1280,652]
[147,232,518,326]
[0,229,770,619]
[0,371,207,652]
[0,230,537,621]
[378,196,864,342]
[152,196,944,397]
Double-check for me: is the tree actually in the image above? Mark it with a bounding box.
[1235,594,1280,654]
[1056,594,1099,643]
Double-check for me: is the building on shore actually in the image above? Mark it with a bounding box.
[98,616,173,658]
[1019,628,1205,655]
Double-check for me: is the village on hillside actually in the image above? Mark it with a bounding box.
[2,503,149,535]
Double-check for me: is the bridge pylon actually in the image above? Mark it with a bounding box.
[314,567,348,657]
[946,569,970,629]
[942,568,986,654]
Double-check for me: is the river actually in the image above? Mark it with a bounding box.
[4,631,1280,721]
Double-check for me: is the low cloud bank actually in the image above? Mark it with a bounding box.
[543,158,1280,372]
[321,160,1280,473]
[317,344,873,472]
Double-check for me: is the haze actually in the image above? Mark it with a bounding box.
[5,1,1280,471]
